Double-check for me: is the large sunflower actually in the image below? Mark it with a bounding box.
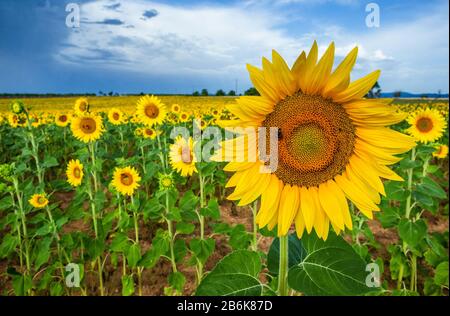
[169,136,197,177]
[112,166,141,196]
[108,108,125,125]
[29,193,49,208]
[55,113,70,127]
[215,42,416,239]
[406,108,447,143]
[66,159,84,187]
[74,98,90,116]
[136,95,167,126]
[71,113,104,143]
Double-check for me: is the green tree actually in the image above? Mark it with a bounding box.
[192,91,200,96]
[244,87,260,96]
[201,89,209,96]
[228,90,236,96]
[216,89,226,96]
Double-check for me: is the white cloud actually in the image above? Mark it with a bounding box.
[56,0,449,93]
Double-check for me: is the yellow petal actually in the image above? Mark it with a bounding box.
[299,41,318,93]
[333,70,381,103]
[328,179,352,230]
[323,46,358,96]
[306,42,335,95]
[256,175,282,227]
[318,181,344,230]
[300,186,316,233]
[349,155,386,196]
[277,184,300,236]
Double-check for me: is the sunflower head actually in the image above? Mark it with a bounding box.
[112,166,141,196]
[171,104,181,114]
[142,127,160,139]
[211,109,221,118]
[29,193,49,208]
[136,95,167,126]
[179,112,190,123]
[55,113,70,127]
[407,108,447,143]
[169,136,197,177]
[10,100,25,115]
[158,173,175,191]
[66,159,84,187]
[433,144,449,159]
[70,113,104,143]
[74,98,90,116]
[216,41,416,240]
[108,108,125,125]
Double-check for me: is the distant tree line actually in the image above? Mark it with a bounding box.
[191,87,260,96]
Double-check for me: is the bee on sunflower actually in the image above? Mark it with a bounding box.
[29,193,49,208]
[111,166,141,196]
[407,108,447,143]
[215,41,416,240]
[66,159,84,187]
[136,95,167,126]
[169,136,197,177]
[70,113,104,143]
[108,108,125,125]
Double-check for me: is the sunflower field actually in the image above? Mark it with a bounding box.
[0,43,448,297]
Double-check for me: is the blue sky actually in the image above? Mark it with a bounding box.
[0,0,448,94]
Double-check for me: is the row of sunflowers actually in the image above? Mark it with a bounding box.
[0,43,448,296]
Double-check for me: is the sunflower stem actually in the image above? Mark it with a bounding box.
[165,191,177,273]
[250,200,258,252]
[277,234,289,296]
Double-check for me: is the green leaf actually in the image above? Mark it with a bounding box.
[412,191,434,208]
[127,243,142,268]
[86,238,105,259]
[398,219,427,247]
[168,272,186,292]
[190,238,215,264]
[384,181,409,201]
[434,261,449,287]
[200,198,220,220]
[110,233,130,252]
[376,206,400,228]
[34,237,52,270]
[229,224,252,250]
[267,234,306,275]
[121,275,135,296]
[179,190,199,212]
[0,234,18,259]
[43,156,59,169]
[174,239,187,263]
[11,273,33,296]
[288,232,371,296]
[416,178,447,199]
[196,250,263,296]
[35,223,52,236]
[0,195,13,212]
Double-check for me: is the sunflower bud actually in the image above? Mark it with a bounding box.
[10,100,25,115]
